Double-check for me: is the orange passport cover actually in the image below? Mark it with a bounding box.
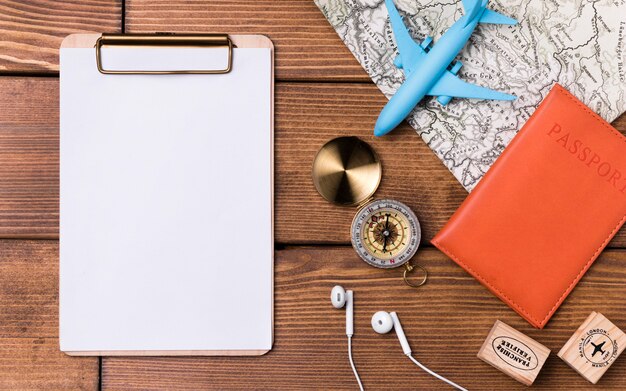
[432,84,626,328]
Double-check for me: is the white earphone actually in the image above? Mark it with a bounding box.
[371,311,468,391]
[331,288,468,391]
[371,311,412,355]
[331,286,363,391]
[331,285,354,337]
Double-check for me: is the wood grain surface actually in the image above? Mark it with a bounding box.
[1,77,625,246]
[0,77,58,238]
[0,240,98,389]
[0,0,121,73]
[101,246,626,390]
[1,1,626,389]
[124,0,367,81]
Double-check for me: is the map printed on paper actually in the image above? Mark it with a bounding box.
[314,0,626,191]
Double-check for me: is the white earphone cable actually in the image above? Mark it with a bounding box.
[407,354,467,391]
[348,336,364,391]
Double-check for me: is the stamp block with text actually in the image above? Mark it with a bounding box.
[477,320,550,386]
[558,312,626,384]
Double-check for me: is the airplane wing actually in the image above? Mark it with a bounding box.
[385,0,426,76]
[461,0,517,26]
[479,9,517,25]
[427,69,516,101]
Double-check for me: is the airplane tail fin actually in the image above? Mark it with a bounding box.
[462,0,517,26]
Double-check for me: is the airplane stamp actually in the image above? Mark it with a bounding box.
[558,312,626,384]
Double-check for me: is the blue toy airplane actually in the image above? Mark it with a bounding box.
[374,0,517,136]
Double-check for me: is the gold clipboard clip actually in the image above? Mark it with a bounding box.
[95,33,233,75]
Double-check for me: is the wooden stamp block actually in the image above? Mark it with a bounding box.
[477,320,550,386]
[558,312,626,384]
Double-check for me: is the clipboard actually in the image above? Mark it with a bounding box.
[59,33,274,356]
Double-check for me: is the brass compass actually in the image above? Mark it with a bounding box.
[312,136,427,288]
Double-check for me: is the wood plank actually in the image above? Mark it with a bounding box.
[0,78,58,238]
[0,239,98,390]
[0,239,58,337]
[102,246,626,390]
[1,77,625,246]
[124,0,368,81]
[0,338,98,390]
[0,0,121,73]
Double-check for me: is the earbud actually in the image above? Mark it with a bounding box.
[331,286,363,391]
[371,311,468,391]
[371,310,393,334]
[331,285,346,308]
[371,311,411,355]
[331,285,353,337]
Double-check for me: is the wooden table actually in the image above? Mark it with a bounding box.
[1,1,624,389]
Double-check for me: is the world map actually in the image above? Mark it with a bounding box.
[314,0,626,191]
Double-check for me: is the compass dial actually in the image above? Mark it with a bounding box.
[351,199,421,269]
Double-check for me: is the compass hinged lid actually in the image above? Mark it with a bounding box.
[312,136,382,206]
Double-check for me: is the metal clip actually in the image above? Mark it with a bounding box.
[95,33,233,75]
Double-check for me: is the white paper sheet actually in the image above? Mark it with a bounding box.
[59,44,273,353]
